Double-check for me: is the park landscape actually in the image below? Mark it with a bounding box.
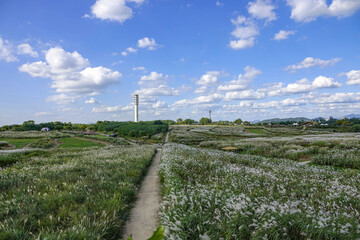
[0,120,360,239]
[1,0,360,239]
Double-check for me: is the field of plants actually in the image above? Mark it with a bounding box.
[0,143,156,239]
[159,143,360,239]
[170,126,360,169]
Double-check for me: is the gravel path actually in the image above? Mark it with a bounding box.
[122,148,162,240]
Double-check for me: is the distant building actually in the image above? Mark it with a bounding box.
[292,123,299,127]
[41,127,50,132]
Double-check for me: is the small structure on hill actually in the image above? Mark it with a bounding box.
[41,127,50,132]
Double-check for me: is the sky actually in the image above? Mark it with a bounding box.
[0,0,360,125]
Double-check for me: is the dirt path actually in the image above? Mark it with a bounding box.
[122,131,169,240]
[122,148,162,240]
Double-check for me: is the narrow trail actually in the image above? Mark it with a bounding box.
[122,131,169,240]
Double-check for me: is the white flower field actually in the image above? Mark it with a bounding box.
[159,143,360,239]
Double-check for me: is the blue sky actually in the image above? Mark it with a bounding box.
[0,0,360,125]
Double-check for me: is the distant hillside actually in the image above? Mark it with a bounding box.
[344,114,360,119]
[259,117,310,124]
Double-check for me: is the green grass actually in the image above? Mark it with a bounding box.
[246,128,267,134]
[0,145,156,239]
[0,138,38,148]
[58,137,104,148]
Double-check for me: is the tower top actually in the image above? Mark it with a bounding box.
[134,94,139,105]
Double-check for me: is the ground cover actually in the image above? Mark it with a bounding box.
[159,143,360,239]
[0,138,39,149]
[57,137,104,148]
[0,145,156,239]
[198,133,360,169]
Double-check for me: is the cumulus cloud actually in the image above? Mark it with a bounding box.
[345,70,360,85]
[218,66,261,91]
[248,0,277,21]
[121,47,138,56]
[34,112,54,117]
[172,93,224,107]
[88,0,145,24]
[92,104,122,112]
[19,46,121,95]
[137,37,158,50]
[229,16,258,50]
[17,43,38,57]
[269,76,342,96]
[46,94,76,105]
[85,97,99,104]
[287,0,360,23]
[197,71,220,86]
[135,71,178,96]
[285,57,341,72]
[273,30,296,40]
[225,89,266,100]
[132,66,146,71]
[0,37,18,62]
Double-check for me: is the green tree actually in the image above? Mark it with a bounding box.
[199,117,212,125]
[233,118,242,125]
[176,118,183,123]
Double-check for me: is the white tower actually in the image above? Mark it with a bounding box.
[134,94,139,122]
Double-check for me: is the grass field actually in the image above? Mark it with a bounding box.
[58,137,104,148]
[0,138,39,148]
[159,143,360,239]
[0,145,156,239]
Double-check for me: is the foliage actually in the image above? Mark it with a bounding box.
[233,118,243,125]
[0,145,156,239]
[159,143,360,239]
[58,137,104,148]
[199,117,212,125]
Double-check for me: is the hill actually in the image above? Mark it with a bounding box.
[259,117,310,124]
[343,114,360,119]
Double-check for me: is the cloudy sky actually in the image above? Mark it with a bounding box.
[0,0,359,125]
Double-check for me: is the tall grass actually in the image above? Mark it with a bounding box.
[0,145,156,239]
[159,143,360,239]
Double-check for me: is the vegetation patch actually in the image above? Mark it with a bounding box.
[0,145,156,239]
[159,143,360,239]
[58,137,104,148]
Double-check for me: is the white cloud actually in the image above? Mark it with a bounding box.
[287,0,360,23]
[121,46,138,56]
[311,92,360,104]
[218,66,261,91]
[19,46,121,95]
[269,76,342,95]
[196,71,220,85]
[137,37,158,50]
[132,66,146,71]
[225,89,266,100]
[85,97,99,104]
[273,30,296,40]
[17,43,38,57]
[126,47,137,53]
[285,57,341,72]
[345,70,360,85]
[89,0,142,24]
[173,93,224,107]
[229,16,258,50]
[92,104,122,112]
[19,61,51,78]
[135,71,178,96]
[229,39,255,49]
[46,94,76,105]
[216,1,223,7]
[34,112,54,117]
[0,37,18,62]
[248,0,277,21]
